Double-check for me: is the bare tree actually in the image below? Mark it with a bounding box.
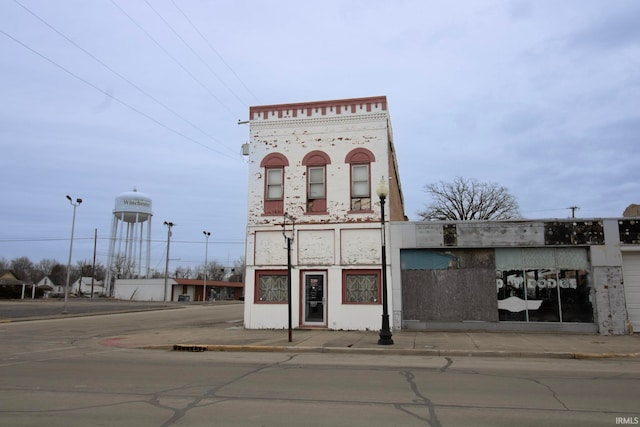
[418,177,520,221]
[228,256,245,283]
[33,258,58,282]
[76,259,94,278]
[50,263,67,288]
[10,256,34,283]
[75,259,106,281]
[111,255,136,279]
[174,266,194,279]
[197,261,226,281]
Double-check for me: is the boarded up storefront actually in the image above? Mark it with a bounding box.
[392,220,615,333]
[401,249,498,323]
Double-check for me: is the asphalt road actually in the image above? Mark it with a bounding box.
[0,299,189,320]
[1,303,639,426]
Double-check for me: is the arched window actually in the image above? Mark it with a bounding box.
[302,151,331,214]
[260,153,289,215]
[345,148,375,212]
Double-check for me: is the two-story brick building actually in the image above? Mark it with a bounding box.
[243,96,406,330]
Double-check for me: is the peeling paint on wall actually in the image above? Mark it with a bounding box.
[592,266,627,335]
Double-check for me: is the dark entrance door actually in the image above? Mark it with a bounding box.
[303,273,325,325]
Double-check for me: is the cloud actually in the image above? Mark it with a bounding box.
[1,0,639,268]
[568,3,640,51]
[498,108,561,136]
[507,0,534,21]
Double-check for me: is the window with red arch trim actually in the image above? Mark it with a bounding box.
[260,153,289,215]
[345,148,375,212]
[302,151,331,214]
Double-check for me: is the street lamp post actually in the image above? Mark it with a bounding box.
[203,231,210,302]
[63,195,82,314]
[282,213,295,343]
[163,221,174,303]
[376,177,393,345]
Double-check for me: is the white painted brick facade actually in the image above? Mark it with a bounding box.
[244,97,400,331]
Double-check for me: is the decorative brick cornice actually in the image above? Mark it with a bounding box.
[250,96,387,122]
[250,112,389,130]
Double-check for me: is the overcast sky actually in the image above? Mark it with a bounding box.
[1,0,639,272]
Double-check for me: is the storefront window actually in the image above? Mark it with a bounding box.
[559,269,593,322]
[525,269,560,322]
[343,270,381,304]
[496,248,593,323]
[497,269,526,321]
[255,272,288,303]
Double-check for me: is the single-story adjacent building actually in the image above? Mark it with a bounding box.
[390,218,640,335]
[114,278,244,302]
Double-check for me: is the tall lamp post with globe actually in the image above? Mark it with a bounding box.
[63,195,82,314]
[376,178,393,345]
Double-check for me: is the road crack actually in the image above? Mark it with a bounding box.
[440,357,453,372]
[400,370,442,427]
[153,355,298,426]
[529,378,569,411]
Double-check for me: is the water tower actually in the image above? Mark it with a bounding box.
[105,188,153,295]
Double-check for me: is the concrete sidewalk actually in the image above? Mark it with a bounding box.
[4,300,638,359]
[109,325,640,359]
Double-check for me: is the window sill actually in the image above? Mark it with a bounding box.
[348,209,374,214]
[342,301,381,305]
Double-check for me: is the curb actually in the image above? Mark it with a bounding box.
[158,343,640,359]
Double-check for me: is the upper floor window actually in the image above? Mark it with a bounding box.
[308,167,325,199]
[345,148,376,212]
[266,169,283,200]
[302,151,331,214]
[260,153,289,215]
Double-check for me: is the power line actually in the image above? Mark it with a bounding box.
[170,0,261,104]
[0,27,239,160]
[11,0,240,160]
[109,0,243,121]
[0,237,245,245]
[143,0,250,109]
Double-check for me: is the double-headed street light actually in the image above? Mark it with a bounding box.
[376,177,393,345]
[203,231,210,302]
[63,195,82,314]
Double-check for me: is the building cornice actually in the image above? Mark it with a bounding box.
[250,112,389,130]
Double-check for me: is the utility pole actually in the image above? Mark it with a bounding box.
[91,228,97,298]
[568,206,580,218]
[163,221,174,303]
[203,231,210,302]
